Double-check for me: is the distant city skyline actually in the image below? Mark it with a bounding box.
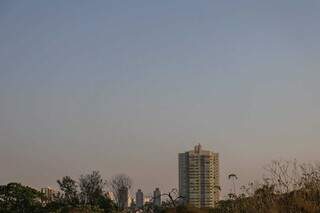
[1,0,320,197]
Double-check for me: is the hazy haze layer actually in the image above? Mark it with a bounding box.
[0,0,320,197]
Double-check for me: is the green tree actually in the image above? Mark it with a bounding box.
[97,195,116,213]
[57,176,79,206]
[0,182,43,213]
[79,171,105,206]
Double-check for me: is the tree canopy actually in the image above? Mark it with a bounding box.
[0,182,42,213]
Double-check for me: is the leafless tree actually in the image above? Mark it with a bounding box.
[263,159,300,194]
[108,174,132,209]
[160,188,183,207]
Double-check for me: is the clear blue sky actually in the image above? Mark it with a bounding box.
[1,0,320,197]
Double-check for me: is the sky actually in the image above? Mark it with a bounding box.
[1,0,320,198]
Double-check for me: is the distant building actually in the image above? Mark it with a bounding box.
[119,186,128,210]
[41,187,56,202]
[136,189,144,209]
[144,196,152,204]
[153,188,161,206]
[179,144,219,208]
[128,195,134,208]
[106,191,115,202]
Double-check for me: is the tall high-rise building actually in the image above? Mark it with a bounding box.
[136,189,144,209]
[178,144,219,208]
[153,188,161,206]
[119,186,129,210]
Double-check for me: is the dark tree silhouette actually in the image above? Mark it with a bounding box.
[57,176,79,206]
[0,183,42,213]
[79,170,105,206]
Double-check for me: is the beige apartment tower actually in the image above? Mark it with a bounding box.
[179,144,219,208]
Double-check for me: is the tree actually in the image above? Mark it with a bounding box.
[97,195,116,213]
[108,174,132,209]
[0,182,43,213]
[264,159,300,194]
[161,188,185,208]
[79,170,105,206]
[57,176,79,206]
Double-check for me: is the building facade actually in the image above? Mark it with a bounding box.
[179,144,219,208]
[119,186,129,210]
[153,188,161,206]
[41,187,57,203]
[136,189,144,209]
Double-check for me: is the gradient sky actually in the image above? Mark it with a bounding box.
[1,0,320,197]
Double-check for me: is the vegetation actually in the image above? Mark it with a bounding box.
[79,171,105,206]
[164,160,320,213]
[209,160,320,213]
[2,160,320,212]
[0,171,115,213]
[108,174,132,211]
[52,170,116,212]
[0,182,43,212]
[57,176,79,206]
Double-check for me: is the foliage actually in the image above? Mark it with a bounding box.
[96,195,116,213]
[57,176,79,206]
[4,161,320,212]
[79,171,105,206]
[161,160,320,213]
[210,160,320,213]
[0,172,117,213]
[0,182,43,213]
